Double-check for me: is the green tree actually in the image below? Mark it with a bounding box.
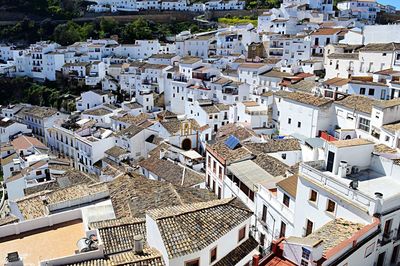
[121,18,152,43]
[99,17,118,38]
[53,21,81,45]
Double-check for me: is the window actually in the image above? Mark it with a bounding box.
[238,226,246,242]
[279,221,286,238]
[281,153,286,160]
[213,161,216,173]
[261,205,267,222]
[360,87,366,94]
[368,88,375,96]
[305,219,313,236]
[302,247,311,260]
[358,117,370,132]
[346,113,354,120]
[288,118,291,124]
[210,246,217,263]
[283,194,290,207]
[185,259,200,266]
[326,199,336,213]
[301,260,309,266]
[384,219,392,236]
[309,190,317,202]
[297,122,301,128]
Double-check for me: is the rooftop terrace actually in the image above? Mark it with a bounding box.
[0,219,85,265]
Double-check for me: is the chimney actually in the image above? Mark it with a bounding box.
[338,161,348,178]
[374,192,383,215]
[159,148,166,160]
[134,235,144,255]
[252,254,260,266]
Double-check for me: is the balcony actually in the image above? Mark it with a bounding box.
[245,110,268,116]
[222,87,238,95]
[173,76,188,82]
[258,185,294,224]
[299,162,377,214]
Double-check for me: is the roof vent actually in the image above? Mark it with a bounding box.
[6,252,20,262]
[134,235,144,255]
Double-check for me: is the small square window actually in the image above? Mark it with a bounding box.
[301,259,309,266]
[185,259,200,266]
[369,88,375,96]
[283,194,290,207]
[210,246,217,263]
[281,153,286,159]
[326,199,336,213]
[238,226,246,242]
[309,190,317,202]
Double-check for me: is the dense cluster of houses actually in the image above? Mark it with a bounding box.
[87,0,245,13]
[1,0,400,265]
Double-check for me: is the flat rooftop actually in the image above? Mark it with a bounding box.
[324,169,400,200]
[0,219,85,265]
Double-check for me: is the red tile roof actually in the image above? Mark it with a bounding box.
[11,136,47,151]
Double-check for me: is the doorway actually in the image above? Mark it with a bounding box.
[377,252,386,266]
[327,151,335,172]
[181,138,192,150]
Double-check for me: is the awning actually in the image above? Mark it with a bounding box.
[228,160,277,191]
[180,150,202,160]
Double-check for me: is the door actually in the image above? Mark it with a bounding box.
[391,245,399,264]
[377,252,386,266]
[262,205,267,223]
[279,222,286,238]
[181,138,192,150]
[327,151,335,172]
[259,233,265,247]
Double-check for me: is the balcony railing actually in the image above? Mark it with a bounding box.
[299,163,376,213]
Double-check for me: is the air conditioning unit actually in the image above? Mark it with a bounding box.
[346,166,352,176]
[351,166,360,174]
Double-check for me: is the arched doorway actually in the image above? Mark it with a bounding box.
[181,138,192,151]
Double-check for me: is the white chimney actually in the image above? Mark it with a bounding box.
[374,192,383,215]
[159,148,166,160]
[134,235,144,255]
[338,161,348,178]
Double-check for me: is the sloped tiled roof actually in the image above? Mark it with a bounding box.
[275,91,332,107]
[244,139,301,155]
[139,157,204,187]
[359,42,400,52]
[213,237,258,266]
[208,139,253,165]
[276,175,298,198]
[335,95,375,114]
[97,219,146,255]
[11,135,47,151]
[160,118,199,135]
[147,198,252,259]
[253,153,290,177]
[108,174,216,219]
[216,123,257,141]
